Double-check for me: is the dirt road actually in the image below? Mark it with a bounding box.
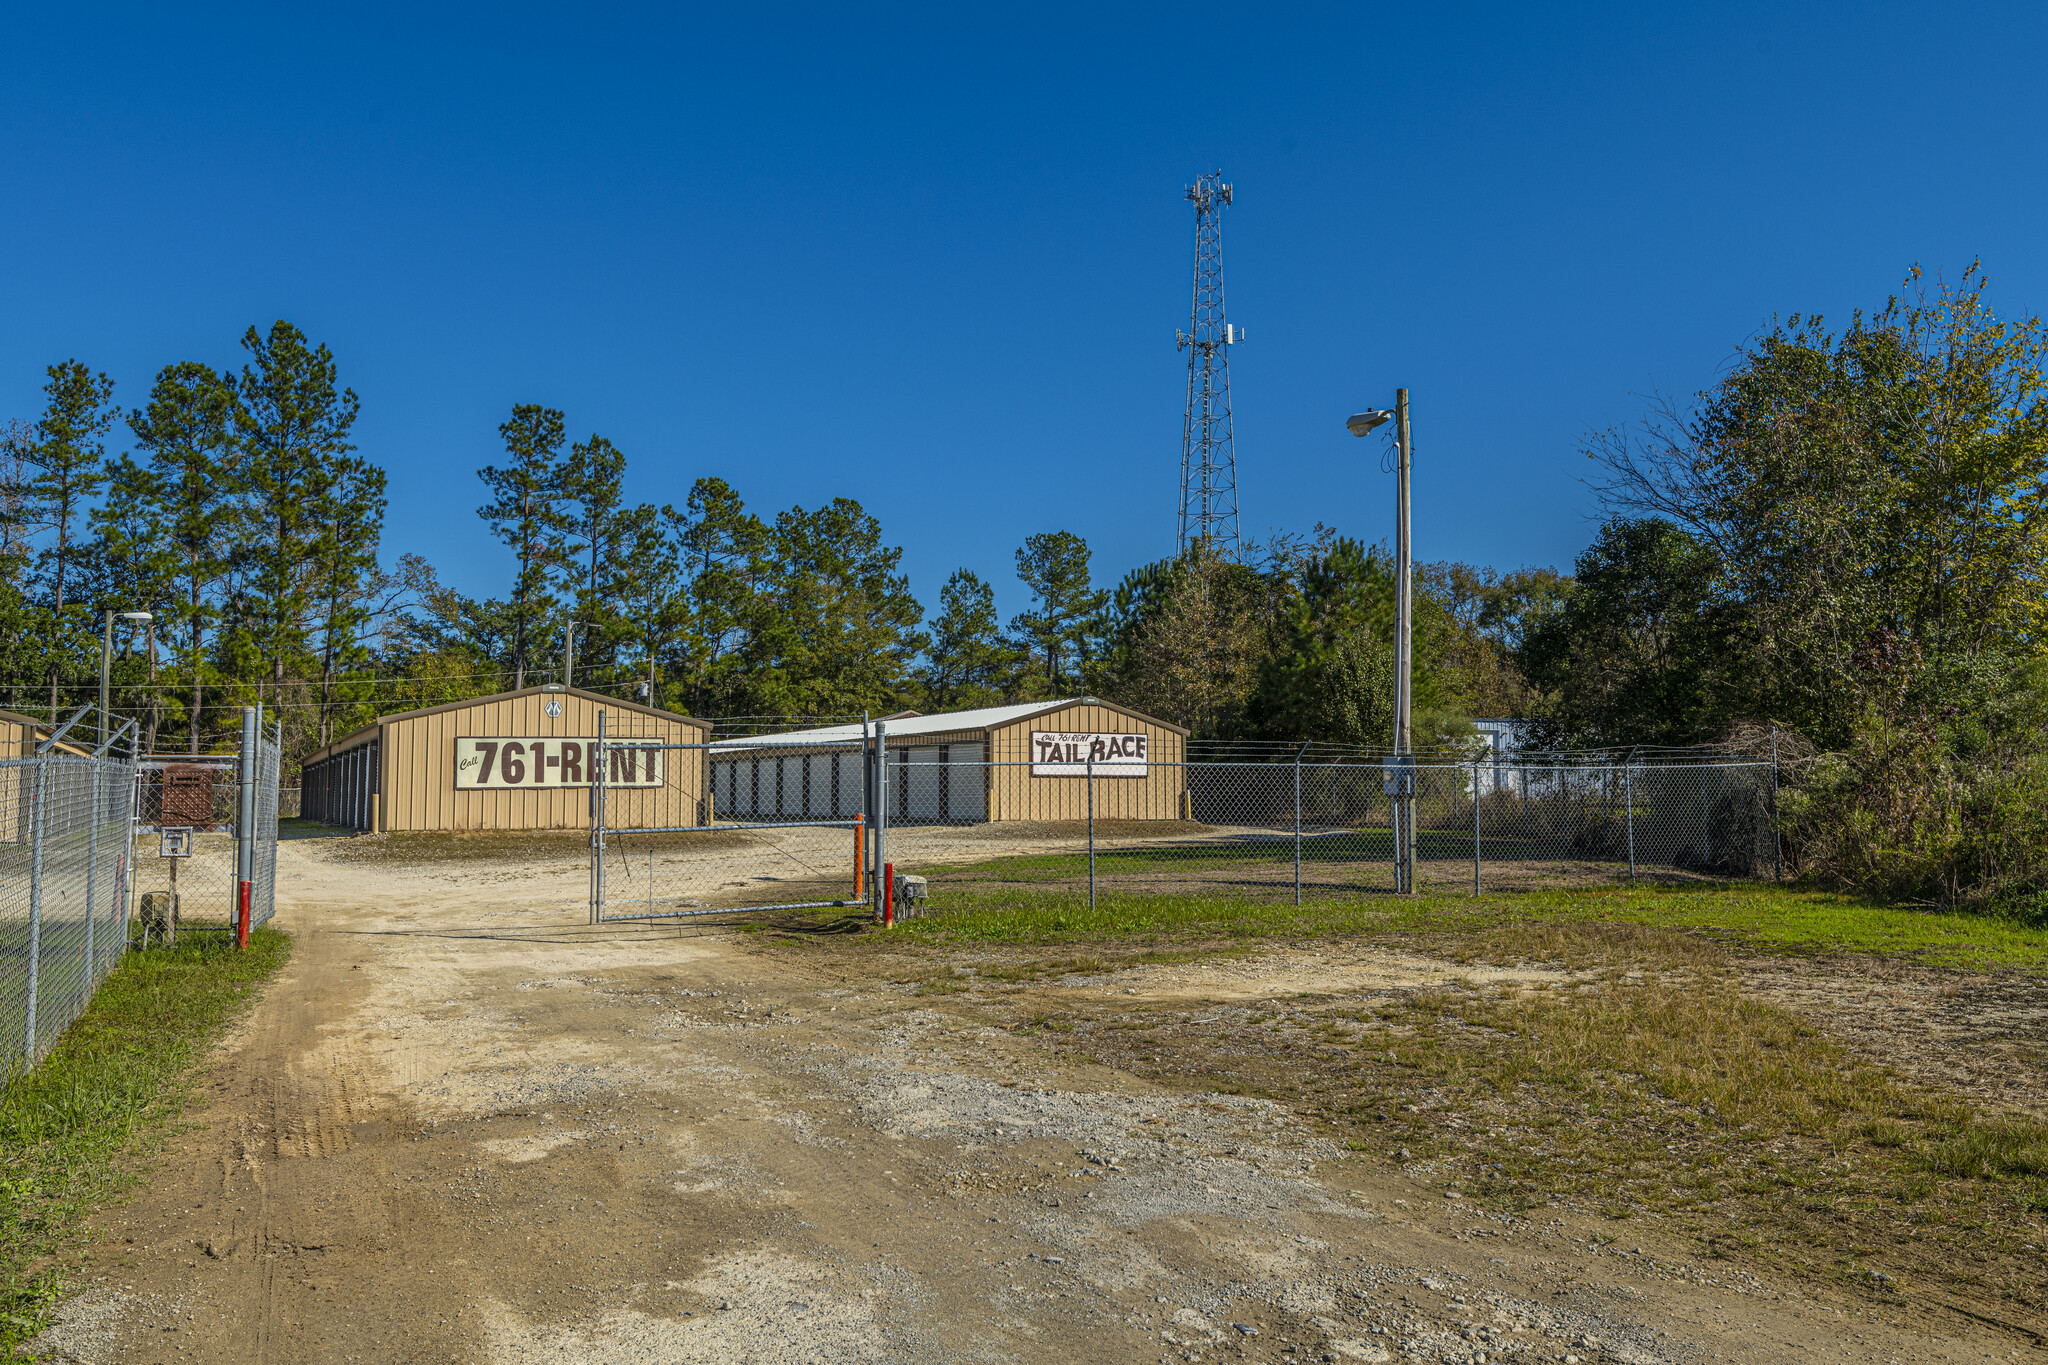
[31,834,2022,1364]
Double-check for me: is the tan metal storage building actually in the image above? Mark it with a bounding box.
[301,685,709,833]
[709,697,1188,824]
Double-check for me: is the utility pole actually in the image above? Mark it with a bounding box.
[1347,391,1416,893]
[101,609,152,748]
[1394,389,1412,754]
[1394,389,1415,891]
[1177,171,1243,554]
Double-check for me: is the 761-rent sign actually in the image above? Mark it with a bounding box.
[453,738,665,789]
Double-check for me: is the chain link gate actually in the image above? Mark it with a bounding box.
[588,715,871,923]
[129,710,282,943]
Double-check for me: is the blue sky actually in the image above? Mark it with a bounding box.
[4,3,2044,627]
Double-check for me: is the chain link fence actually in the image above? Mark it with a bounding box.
[866,752,1777,909]
[595,732,1778,921]
[0,715,140,1074]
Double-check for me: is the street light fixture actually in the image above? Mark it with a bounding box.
[101,610,154,749]
[1348,389,1415,892]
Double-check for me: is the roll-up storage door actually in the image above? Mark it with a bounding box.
[904,747,943,822]
[805,755,830,817]
[838,750,863,818]
[948,743,986,822]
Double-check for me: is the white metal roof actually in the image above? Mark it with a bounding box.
[708,699,1095,753]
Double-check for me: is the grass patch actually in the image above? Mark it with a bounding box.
[845,893,2048,1311]
[886,883,2048,971]
[0,927,290,1352]
[941,916,2048,1312]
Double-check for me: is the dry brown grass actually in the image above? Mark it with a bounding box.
[870,920,2048,1322]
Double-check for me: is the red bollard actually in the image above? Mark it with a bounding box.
[237,880,251,950]
[883,861,894,927]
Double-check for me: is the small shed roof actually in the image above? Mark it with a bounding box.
[0,706,97,758]
[709,696,1187,754]
[306,685,709,765]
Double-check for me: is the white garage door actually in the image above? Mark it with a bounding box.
[947,743,986,821]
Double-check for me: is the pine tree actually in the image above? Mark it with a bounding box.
[915,569,1021,709]
[1010,530,1107,695]
[233,322,362,705]
[759,499,926,717]
[560,432,629,686]
[25,361,118,713]
[476,405,569,689]
[676,477,771,716]
[116,361,239,751]
[310,455,389,744]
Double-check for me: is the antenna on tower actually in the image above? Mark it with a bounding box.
[1177,170,1241,556]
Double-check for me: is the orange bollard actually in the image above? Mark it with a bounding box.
[883,861,894,927]
[237,880,251,950]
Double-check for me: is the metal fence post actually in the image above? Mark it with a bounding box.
[119,748,139,952]
[591,711,606,924]
[1293,745,1304,907]
[1624,761,1637,887]
[1770,726,1784,883]
[1473,754,1482,896]
[236,707,257,949]
[1086,752,1096,911]
[86,761,101,976]
[23,755,47,1066]
[1405,763,1418,897]
[874,722,888,919]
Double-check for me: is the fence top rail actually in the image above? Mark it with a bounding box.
[738,755,1776,772]
[621,819,865,834]
[594,741,716,752]
[0,752,140,772]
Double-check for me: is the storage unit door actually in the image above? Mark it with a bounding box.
[805,754,831,817]
[779,757,798,818]
[838,752,863,819]
[904,747,943,822]
[948,743,986,822]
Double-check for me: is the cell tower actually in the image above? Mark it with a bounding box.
[1177,170,1241,554]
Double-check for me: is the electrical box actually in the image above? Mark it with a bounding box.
[159,827,195,858]
[1381,759,1415,798]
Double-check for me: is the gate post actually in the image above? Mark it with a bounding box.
[1624,760,1637,888]
[120,748,140,950]
[1473,754,1482,896]
[236,707,257,949]
[873,723,888,920]
[1293,745,1304,907]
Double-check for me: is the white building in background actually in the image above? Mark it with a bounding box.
[1471,718,1530,795]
